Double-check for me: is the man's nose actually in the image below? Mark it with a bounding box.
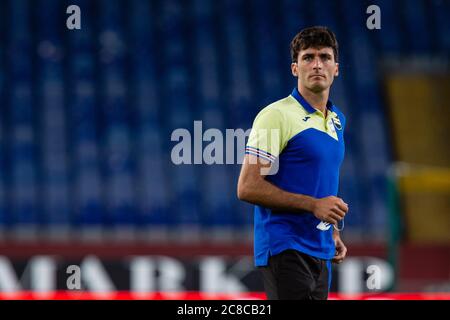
[313,57,323,69]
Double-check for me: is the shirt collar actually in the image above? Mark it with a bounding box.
[290,88,335,114]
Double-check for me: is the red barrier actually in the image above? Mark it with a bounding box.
[0,291,448,300]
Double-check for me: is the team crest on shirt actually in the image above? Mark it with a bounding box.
[332,116,342,130]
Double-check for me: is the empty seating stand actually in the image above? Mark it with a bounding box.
[0,0,443,243]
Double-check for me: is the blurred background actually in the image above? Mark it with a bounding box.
[0,0,448,299]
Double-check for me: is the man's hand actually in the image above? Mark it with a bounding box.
[311,196,348,224]
[332,233,347,264]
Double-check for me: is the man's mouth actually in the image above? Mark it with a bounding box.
[310,74,325,79]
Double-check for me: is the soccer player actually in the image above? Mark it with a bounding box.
[237,26,348,300]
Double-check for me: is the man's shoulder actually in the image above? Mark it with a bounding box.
[257,95,299,118]
[330,105,346,125]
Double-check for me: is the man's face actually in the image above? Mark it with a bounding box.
[291,47,339,93]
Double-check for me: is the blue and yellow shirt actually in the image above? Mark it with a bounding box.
[245,88,346,266]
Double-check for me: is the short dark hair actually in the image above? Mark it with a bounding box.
[290,26,339,63]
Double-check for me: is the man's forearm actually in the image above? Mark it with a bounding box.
[240,177,316,213]
[333,228,340,238]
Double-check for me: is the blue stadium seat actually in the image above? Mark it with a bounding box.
[67,1,105,232]
[98,0,138,230]
[248,0,283,104]
[128,1,171,233]
[374,0,403,53]
[160,0,203,233]
[401,0,431,54]
[0,1,8,231]
[430,0,450,53]
[7,0,40,234]
[220,0,255,129]
[35,0,71,234]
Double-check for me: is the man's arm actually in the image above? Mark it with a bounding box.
[237,154,348,225]
[332,229,347,264]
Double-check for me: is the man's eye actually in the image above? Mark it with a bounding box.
[304,56,312,61]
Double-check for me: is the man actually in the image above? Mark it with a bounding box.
[237,26,348,300]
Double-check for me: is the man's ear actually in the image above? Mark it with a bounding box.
[291,62,298,77]
[335,62,339,77]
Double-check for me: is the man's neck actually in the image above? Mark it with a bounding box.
[298,85,329,116]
